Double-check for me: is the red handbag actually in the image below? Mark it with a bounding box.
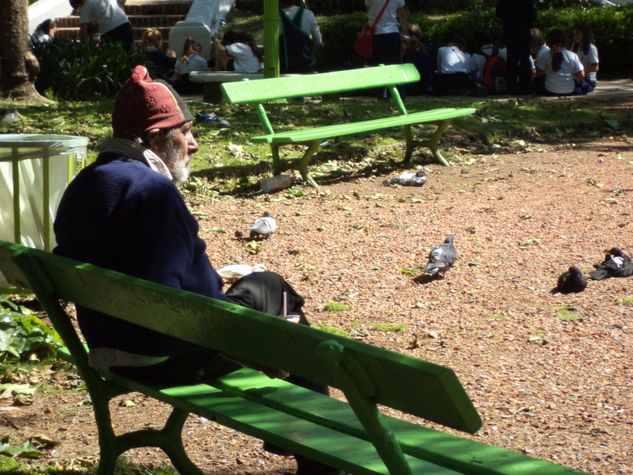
[354,0,390,59]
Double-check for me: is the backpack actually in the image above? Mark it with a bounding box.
[279,7,316,73]
[482,48,508,94]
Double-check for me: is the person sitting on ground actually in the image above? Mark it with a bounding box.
[69,0,134,49]
[534,28,584,96]
[469,26,507,86]
[53,64,342,475]
[434,35,480,95]
[529,28,549,94]
[171,36,208,94]
[213,30,263,73]
[279,0,322,73]
[402,23,434,95]
[571,21,599,94]
[141,28,176,80]
[30,19,56,46]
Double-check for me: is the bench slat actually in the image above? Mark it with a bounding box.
[221,64,421,103]
[251,108,477,144]
[89,365,459,475]
[57,348,581,475]
[210,369,583,475]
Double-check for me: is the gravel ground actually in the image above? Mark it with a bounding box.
[1,133,632,474]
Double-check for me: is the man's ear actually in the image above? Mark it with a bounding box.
[145,129,161,151]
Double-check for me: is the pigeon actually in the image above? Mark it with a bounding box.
[423,235,456,277]
[384,169,427,186]
[249,211,277,239]
[589,247,633,280]
[552,266,587,294]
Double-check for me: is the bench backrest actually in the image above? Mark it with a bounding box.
[221,64,421,103]
[0,240,482,434]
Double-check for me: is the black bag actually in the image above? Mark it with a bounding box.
[279,7,316,73]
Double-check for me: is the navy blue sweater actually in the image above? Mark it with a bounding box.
[54,153,226,356]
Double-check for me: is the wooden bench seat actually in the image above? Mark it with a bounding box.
[221,64,476,187]
[0,240,585,475]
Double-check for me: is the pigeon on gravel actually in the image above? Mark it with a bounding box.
[384,169,427,186]
[423,235,456,277]
[249,211,277,239]
[589,247,633,280]
[552,266,587,294]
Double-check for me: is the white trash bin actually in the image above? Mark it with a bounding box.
[0,134,88,289]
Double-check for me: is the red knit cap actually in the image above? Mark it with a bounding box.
[112,65,193,139]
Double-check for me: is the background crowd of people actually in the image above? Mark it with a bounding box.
[31,0,599,98]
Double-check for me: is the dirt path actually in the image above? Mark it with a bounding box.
[1,130,632,474]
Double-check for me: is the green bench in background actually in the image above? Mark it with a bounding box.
[0,240,585,474]
[221,64,476,187]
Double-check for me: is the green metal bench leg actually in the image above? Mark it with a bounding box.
[270,141,320,188]
[271,144,283,176]
[423,120,451,166]
[297,141,320,188]
[159,408,204,475]
[403,125,414,162]
[316,340,413,475]
[92,386,121,475]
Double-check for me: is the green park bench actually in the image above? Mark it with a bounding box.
[0,240,585,475]
[220,64,476,188]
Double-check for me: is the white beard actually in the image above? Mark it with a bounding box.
[162,138,190,183]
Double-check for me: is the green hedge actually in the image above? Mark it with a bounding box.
[317,5,633,76]
[32,39,148,99]
[306,0,602,15]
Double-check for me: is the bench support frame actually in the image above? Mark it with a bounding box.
[12,251,203,475]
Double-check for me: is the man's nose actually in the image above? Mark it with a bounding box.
[187,132,199,154]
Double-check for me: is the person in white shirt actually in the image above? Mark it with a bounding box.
[535,28,584,96]
[529,28,549,94]
[435,36,480,95]
[363,0,408,99]
[30,19,56,46]
[213,31,263,73]
[69,0,133,49]
[571,21,599,92]
[171,37,209,94]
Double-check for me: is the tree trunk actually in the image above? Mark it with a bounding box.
[0,0,46,100]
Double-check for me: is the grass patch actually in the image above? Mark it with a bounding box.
[315,324,349,337]
[323,302,352,311]
[370,322,408,332]
[1,89,629,195]
[401,266,425,275]
[616,296,633,306]
[488,312,506,320]
[556,305,581,321]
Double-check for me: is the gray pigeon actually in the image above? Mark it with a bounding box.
[423,235,456,277]
[384,169,427,186]
[552,266,587,294]
[589,247,633,280]
[249,211,277,239]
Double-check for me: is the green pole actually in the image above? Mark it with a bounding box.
[43,148,50,251]
[263,0,280,78]
[12,150,20,245]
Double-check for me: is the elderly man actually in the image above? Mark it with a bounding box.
[54,65,341,475]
